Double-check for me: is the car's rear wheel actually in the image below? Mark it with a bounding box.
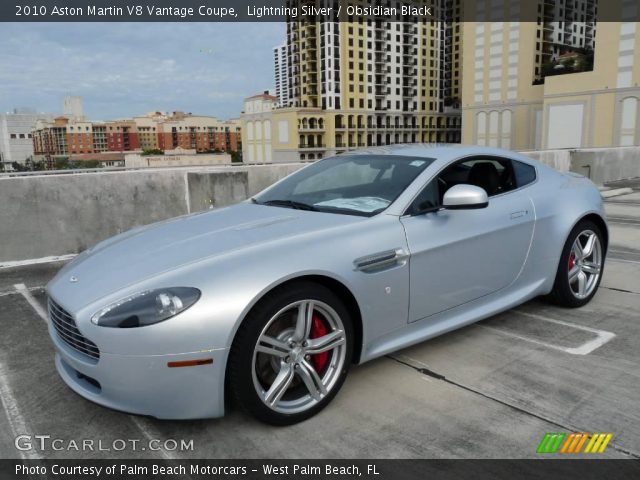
[228,282,353,425]
[550,220,604,307]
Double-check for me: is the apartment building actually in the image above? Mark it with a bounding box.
[133,113,162,150]
[32,117,72,159]
[274,44,291,107]
[157,112,241,152]
[33,117,140,159]
[32,112,241,162]
[0,109,54,169]
[462,0,640,150]
[243,0,463,163]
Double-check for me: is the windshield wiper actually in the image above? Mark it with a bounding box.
[259,199,319,211]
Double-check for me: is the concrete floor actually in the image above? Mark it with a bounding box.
[1,193,639,459]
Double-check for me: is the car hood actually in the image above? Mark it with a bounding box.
[48,203,363,308]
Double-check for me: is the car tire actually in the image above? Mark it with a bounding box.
[549,219,605,308]
[228,281,353,425]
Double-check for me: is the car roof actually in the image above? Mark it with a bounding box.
[342,143,537,166]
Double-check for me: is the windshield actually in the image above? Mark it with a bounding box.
[254,155,434,216]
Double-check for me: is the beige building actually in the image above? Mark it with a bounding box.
[242,92,279,163]
[242,0,463,163]
[462,0,640,150]
[133,113,163,150]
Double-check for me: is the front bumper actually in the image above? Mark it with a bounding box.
[49,322,229,419]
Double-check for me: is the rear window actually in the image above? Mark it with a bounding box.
[513,160,537,187]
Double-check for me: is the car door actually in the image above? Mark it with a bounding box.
[400,156,535,322]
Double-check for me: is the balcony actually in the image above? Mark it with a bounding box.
[298,143,326,150]
[298,126,325,132]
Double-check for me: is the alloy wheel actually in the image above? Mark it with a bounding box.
[251,300,347,414]
[567,229,602,300]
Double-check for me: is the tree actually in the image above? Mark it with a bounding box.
[141,148,164,156]
[72,160,101,169]
[231,150,242,163]
[54,157,70,170]
[11,162,28,172]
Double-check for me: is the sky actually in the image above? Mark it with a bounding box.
[0,22,283,120]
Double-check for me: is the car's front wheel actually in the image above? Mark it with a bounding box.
[228,282,353,425]
[550,219,605,307]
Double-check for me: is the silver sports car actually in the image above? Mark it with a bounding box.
[46,145,607,425]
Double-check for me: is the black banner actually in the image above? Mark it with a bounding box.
[5,459,640,480]
[1,0,637,23]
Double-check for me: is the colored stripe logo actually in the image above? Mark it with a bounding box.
[537,433,613,454]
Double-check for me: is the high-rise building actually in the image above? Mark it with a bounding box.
[63,96,84,120]
[0,109,54,170]
[243,0,463,163]
[274,44,290,107]
[462,0,639,150]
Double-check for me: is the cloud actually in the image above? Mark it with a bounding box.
[0,22,283,119]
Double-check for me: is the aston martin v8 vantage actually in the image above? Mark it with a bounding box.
[46,145,607,424]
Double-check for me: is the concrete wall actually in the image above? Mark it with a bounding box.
[522,146,640,185]
[125,152,231,168]
[1,146,638,263]
[521,149,572,173]
[0,163,306,263]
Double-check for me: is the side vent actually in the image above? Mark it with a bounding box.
[354,249,408,273]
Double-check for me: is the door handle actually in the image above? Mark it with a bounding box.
[510,210,528,219]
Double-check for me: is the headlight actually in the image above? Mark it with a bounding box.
[91,287,201,328]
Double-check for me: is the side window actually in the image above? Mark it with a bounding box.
[512,160,536,188]
[459,158,516,196]
[408,156,528,215]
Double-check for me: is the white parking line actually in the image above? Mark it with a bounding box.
[0,285,44,298]
[13,283,180,461]
[14,283,47,323]
[0,361,40,460]
[610,249,640,257]
[0,254,76,270]
[609,222,640,226]
[609,257,640,266]
[129,416,176,460]
[483,310,616,355]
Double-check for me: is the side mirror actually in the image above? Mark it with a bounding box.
[442,184,488,210]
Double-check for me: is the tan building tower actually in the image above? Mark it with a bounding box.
[462,0,640,150]
[243,0,464,163]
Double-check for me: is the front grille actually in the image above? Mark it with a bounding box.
[48,298,100,360]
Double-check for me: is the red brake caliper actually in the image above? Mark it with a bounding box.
[568,253,576,270]
[310,314,329,372]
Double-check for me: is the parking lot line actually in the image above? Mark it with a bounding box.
[0,287,43,298]
[129,416,176,460]
[482,310,615,356]
[610,249,640,257]
[0,361,40,460]
[13,283,47,323]
[0,254,77,270]
[609,257,640,265]
[11,283,182,461]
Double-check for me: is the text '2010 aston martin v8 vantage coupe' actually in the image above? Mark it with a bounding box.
[46,145,607,425]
